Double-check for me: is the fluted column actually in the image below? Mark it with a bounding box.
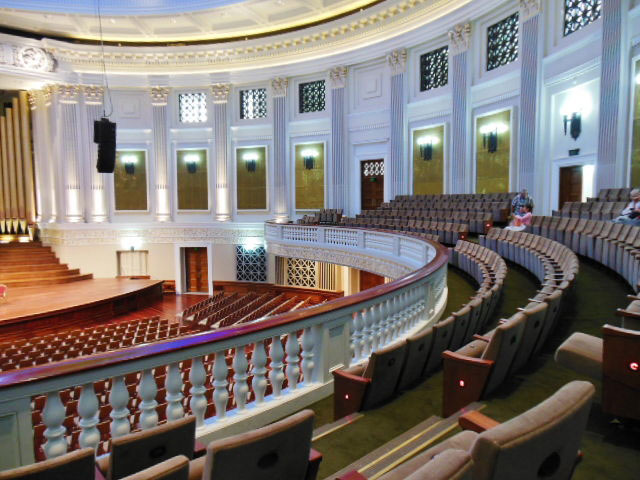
[27,90,50,223]
[53,84,83,222]
[212,84,231,221]
[388,49,407,201]
[151,87,171,222]
[448,23,472,194]
[597,0,629,190]
[82,86,108,223]
[329,66,348,211]
[518,0,543,193]
[272,77,289,220]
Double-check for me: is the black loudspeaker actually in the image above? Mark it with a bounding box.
[94,117,117,173]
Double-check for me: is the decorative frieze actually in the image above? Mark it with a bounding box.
[448,22,472,55]
[150,87,170,107]
[329,66,348,89]
[83,85,104,105]
[387,49,407,75]
[519,0,542,22]
[53,84,81,104]
[0,43,55,72]
[271,77,289,97]
[211,83,231,104]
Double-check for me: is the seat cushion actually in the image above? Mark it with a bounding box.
[555,332,603,380]
[405,449,473,480]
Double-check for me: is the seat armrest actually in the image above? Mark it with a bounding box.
[337,471,368,480]
[616,308,640,319]
[95,466,107,480]
[305,448,323,480]
[442,350,494,417]
[332,369,372,420]
[473,334,492,342]
[458,410,501,433]
[194,439,207,458]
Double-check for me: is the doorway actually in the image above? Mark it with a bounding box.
[184,247,209,293]
[361,159,385,211]
[359,270,385,292]
[559,166,583,208]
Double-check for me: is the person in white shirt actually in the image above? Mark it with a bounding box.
[613,189,640,225]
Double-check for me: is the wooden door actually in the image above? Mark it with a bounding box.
[184,247,208,293]
[361,160,385,211]
[559,166,583,208]
[359,270,385,292]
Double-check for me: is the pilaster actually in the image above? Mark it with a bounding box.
[211,83,232,221]
[150,87,171,222]
[329,66,348,211]
[272,77,289,220]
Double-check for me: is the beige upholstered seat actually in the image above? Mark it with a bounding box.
[0,448,95,480]
[555,332,603,380]
[120,456,189,480]
[403,449,473,480]
[188,409,317,480]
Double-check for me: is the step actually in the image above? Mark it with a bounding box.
[2,273,93,288]
[0,263,69,273]
[0,268,80,281]
[0,251,57,259]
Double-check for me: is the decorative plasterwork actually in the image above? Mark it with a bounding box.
[271,77,289,97]
[27,91,38,110]
[519,0,542,22]
[150,86,170,106]
[0,43,55,72]
[387,48,408,75]
[42,85,53,106]
[448,22,472,55]
[211,83,231,104]
[83,85,104,105]
[53,84,81,104]
[329,66,348,89]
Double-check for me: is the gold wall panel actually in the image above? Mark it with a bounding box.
[631,61,640,186]
[476,109,511,194]
[236,146,267,210]
[295,142,325,210]
[413,125,444,195]
[114,150,147,211]
[177,149,208,210]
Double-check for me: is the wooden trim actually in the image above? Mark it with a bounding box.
[442,350,494,417]
[0,229,448,390]
[458,410,500,433]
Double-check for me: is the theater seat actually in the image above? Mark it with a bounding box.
[187,409,319,480]
[0,448,95,480]
[120,456,189,480]
[555,332,603,379]
[379,381,594,480]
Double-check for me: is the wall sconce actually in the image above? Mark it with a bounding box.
[243,152,259,172]
[563,112,581,140]
[301,148,318,170]
[416,135,439,161]
[560,88,591,141]
[183,153,200,174]
[121,154,137,175]
[479,123,508,153]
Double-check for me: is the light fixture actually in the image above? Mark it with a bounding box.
[560,88,592,141]
[121,154,137,175]
[416,135,439,161]
[301,148,318,170]
[243,152,259,172]
[479,123,508,153]
[183,152,200,174]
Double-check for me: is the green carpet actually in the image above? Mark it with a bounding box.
[308,258,640,479]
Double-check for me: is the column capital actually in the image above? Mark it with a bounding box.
[329,66,348,89]
[387,49,407,75]
[27,91,38,111]
[82,85,104,105]
[150,86,170,106]
[519,0,542,22]
[448,22,472,55]
[42,85,53,106]
[211,83,231,104]
[53,83,80,104]
[271,77,289,97]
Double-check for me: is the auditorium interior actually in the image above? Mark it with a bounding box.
[0,0,639,478]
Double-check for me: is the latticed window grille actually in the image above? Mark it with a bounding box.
[299,80,326,113]
[564,0,602,36]
[487,13,519,72]
[236,246,267,282]
[420,46,449,92]
[286,258,317,288]
[239,88,267,120]
[178,92,207,123]
[362,160,384,177]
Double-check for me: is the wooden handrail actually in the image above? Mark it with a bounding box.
[0,226,448,390]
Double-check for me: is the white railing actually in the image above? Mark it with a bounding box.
[0,223,448,470]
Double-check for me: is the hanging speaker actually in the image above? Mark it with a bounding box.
[94,117,117,173]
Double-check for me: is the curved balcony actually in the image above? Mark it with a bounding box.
[0,223,448,470]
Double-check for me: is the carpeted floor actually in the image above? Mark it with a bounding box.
[308,258,640,479]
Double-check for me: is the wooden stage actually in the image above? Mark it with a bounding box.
[0,279,164,330]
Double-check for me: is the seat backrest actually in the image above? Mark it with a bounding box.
[405,449,473,480]
[0,448,95,480]
[362,341,408,409]
[470,381,595,480]
[201,409,314,480]
[481,313,526,394]
[109,416,196,480]
[424,315,455,374]
[120,456,189,480]
[396,328,434,391]
[509,302,548,374]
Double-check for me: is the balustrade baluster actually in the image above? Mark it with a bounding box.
[361,308,373,357]
[300,327,315,385]
[213,351,229,420]
[190,357,207,426]
[165,362,184,422]
[42,391,67,459]
[352,311,364,361]
[109,376,131,438]
[138,369,158,430]
[368,305,379,352]
[251,340,268,404]
[233,346,249,411]
[78,383,100,450]
[269,336,285,397]
[349,314,355,359]
[285,331,301,390]
[382,298,393,345]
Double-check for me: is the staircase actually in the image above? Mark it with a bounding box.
[0,242,92,288]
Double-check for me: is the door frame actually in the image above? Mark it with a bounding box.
[174,242,214,295]
[360,158,386,211]
[558,165,583,209]
[550,155,596,213]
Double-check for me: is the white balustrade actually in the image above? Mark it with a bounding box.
[78,383,100,450]
[165,363,184,422]
[361,308,373,357]
[213,351,229,420]
[109,376,131,438]
[300,327,315,385]
[189,357,207,427]
[269,336,285,397]
[251,341,268,403]
[233,347,249,411]
[352,311,364,360]
[138,369,158,430]
[285,332,301,390]
[42,392,67,459]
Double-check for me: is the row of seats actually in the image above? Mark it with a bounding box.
[178,292,225,320]
[394,192,517,203]
[441,228,578,416]
[297,208,344,225]
[351,210,493,234]
[332,240,505,419]
[339,217,468,244]
[552,201,626,220]
[587,187,634,202]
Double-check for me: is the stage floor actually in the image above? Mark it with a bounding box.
[0,278,164,325]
